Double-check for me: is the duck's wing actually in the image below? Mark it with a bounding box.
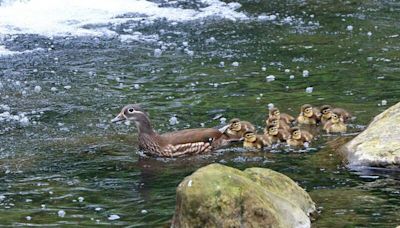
[160,128,222,145]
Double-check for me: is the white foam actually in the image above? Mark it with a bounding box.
[0,0,247,37]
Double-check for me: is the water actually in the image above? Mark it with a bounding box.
[1,0,400,226]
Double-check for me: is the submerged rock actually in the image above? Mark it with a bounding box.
[341,102,400,167]
[172,163,316,228]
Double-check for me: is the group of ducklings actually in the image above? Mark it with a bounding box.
[226,104,351,149]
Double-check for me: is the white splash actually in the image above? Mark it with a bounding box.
[0,0,247,37]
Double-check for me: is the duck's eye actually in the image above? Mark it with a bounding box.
[128,108,134,113]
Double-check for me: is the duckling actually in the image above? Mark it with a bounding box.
[320,105,352,124]
[226,118,256,139]
[287,127,313,147]
[297,104,320,125]
[323,112,347,134]
[243,131,264,149]
[266,116,291,131]
[268,107,295,125]
[264,125,290,143]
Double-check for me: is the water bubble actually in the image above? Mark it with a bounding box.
[0,195,5,201]
[133,84,140,89]
[154,48,162,58]
[261,66,267,71]
[108,214,120,220]
[346,25,353,31]
[57,210,66,218]
[381,100,387,106]
[220,117,227,124]
[206,37,216,44]
[41,204,46,209]
[267,103,274,110]
[305,87,314,93]
[219,61,225,67]
[26,216,32,221]
[64,85,71,90]
[231,61,239,67]
[284,69,290,73]
[50,87,58,92]
[141,209,148,214]
[289,75,295,80]
[182,41,189,47]
[78,196,84,202]
[266,75,275,82]
[367,31,372,36]
[302,70,309,77]
[95,207,102,211]
[169,116,178,125]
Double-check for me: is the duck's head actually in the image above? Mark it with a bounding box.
[301,104,314,118]
[267,125,279,136]
[111,104,149,124]
[290,127,302,140]
[269,108,280,118]
[244,131,257,143]
[320,105,332,119]
[229,118,242,132]
[330,112,342,124]
[266,117,280,127]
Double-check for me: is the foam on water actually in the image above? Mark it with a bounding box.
[0,0,248,37]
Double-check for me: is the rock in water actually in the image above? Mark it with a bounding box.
[341,102,400,167]
[171,163,316,228]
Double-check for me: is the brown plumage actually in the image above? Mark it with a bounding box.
[268,108,295,125]
[287,127,313,147]
[243,131,264,149]
[297,104,320,125]
[266,116,290,131]
[226,118,256,139]
[320,105,352,124]
[264,125,290,143]
[111,104,232,157]
[323,112,347,134]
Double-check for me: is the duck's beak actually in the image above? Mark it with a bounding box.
[111,113,126,123]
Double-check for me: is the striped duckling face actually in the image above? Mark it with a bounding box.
[267,125,279,136]
[269,108,280,118]
[290,128,302,140]
[229,118,242,132]
[111,104,148,123]
[301,104,314,118]
[244,131,257,143]
[320,105,332,119]
[330,112,342,124]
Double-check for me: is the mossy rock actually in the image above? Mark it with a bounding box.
[172,163,316,228]
[341,102,400,167]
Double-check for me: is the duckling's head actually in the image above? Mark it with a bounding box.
[330,112,342,123]
[290,127,302,140]
[269,108,280,118]
[244,131,257,143]
[266,117,280,127]
[301,104,314,118]
[320,105,332,118]
[111,104,149,123]
[229,118,242,132]
[267,125,279,136]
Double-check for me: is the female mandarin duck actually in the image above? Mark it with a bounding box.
[297,104,320,125]
[111,104,232,157]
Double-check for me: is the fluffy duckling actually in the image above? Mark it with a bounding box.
[266,116,290,131]
[323,112,347,134]
[268,108,295,125]
[287,127,314,147]
[320,105,352,124]
[243,131,264,149]
[297,104,320,125]
[264,125,290,144]
[226,118,256,139]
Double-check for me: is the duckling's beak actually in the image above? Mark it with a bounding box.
[111,113,126,123]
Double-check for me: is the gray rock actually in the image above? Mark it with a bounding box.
[341,102,400,167]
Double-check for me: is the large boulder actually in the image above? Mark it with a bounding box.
[172,163,316,228]
[341,102,400,167]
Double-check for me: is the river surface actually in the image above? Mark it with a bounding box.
[0,0,400,227]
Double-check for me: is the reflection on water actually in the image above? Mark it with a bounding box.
[1,0,400,226]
